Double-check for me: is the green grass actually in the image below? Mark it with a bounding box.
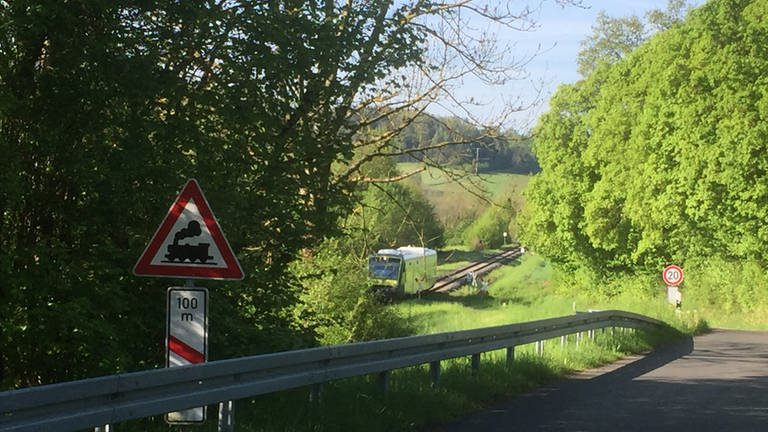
[401,253,710,337]
[123,332,661,432]
[399,163,530,235]
[121,253,694,432]
[669,305,768,331]
[400,254,574,334]
[399,162,530,197]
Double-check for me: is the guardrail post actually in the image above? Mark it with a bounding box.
[94,426,111,432]
[560,335,566,347]
[309,383,323,404]
[430,361,441,386]
[506,346,515,365]
[535,340,544,356]
[471,353,481,375]
[576,331,582,346]
[377,370,391,393]
[218,400,235,432]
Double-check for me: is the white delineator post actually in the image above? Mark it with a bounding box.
[166,286,209,424]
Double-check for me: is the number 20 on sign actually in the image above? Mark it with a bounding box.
[662,264,684,286]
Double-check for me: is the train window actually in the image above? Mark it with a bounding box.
[369,257,401,280]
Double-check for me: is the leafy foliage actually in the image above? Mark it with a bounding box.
[290,238,414,345]
[0,0,457,387]
[577,0,695,77]
[521,0,768,308]
[343,157,444,253]
[463,202,517,250]
[683,257,768,314]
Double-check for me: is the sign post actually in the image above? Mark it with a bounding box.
[134,179,244,428]
[663,264,684,309]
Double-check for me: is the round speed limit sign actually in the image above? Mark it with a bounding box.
[662,264,684,286]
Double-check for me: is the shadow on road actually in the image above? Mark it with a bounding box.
[426,330,768,431]
[588,335,694,385]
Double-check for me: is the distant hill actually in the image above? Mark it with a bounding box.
[371,111,539,175]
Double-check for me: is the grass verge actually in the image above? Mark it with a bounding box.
[121,253,698,432]
[121,325,674,432]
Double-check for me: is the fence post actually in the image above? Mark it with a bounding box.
[429,361,441,387]
[218,400,235,432]
[471,353,481,375]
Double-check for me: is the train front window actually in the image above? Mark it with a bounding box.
[369,257,401,280]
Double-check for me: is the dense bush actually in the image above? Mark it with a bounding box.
[289,238,415,345]
[463,205,515,250]
[683,258,768,314]
[521,0,768,312]
[344,157,445,253]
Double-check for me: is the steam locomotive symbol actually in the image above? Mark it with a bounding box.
[162,221,216,264]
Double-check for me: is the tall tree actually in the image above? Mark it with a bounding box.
[342,156,444,253]
[576,11,645,77]
[522,0,768,287]
[1,0,579,387]
[576,0,695,77]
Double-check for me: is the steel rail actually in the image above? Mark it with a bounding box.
[427,247,523,293]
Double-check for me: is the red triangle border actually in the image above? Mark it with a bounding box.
[133,179,244,280]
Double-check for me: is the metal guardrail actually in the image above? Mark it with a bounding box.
[0,310,665,432]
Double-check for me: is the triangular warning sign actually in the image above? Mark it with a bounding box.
[134,179,244,280]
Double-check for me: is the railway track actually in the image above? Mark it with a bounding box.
[423,247,524,294]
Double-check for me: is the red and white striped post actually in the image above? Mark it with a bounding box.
[166,285,208,424]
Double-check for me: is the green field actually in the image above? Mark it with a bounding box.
[399,162,530,226]
[398,252,702,336]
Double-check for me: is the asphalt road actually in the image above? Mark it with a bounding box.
[425,329,768,432]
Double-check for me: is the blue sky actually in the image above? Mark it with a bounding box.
[440,0,706,130]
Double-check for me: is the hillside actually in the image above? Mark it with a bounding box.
[398,162,530,244]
